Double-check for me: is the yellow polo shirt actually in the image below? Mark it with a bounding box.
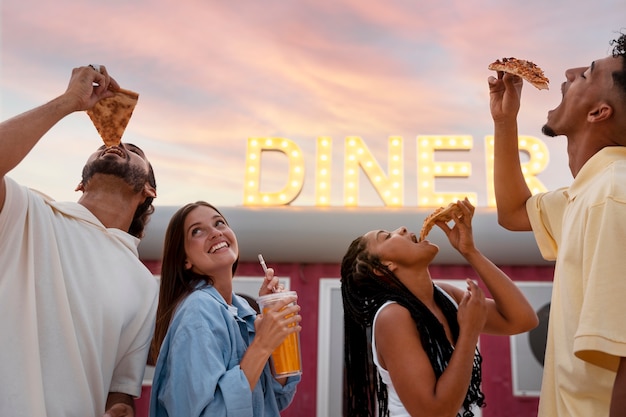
[527,146,626,417]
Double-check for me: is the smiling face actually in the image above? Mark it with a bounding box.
[183,205,239,278]
[363,226,438,271]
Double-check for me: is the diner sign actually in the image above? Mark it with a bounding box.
[244,135,549,207]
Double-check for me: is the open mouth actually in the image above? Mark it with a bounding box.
[102,147,126,159]
[209,241,228,253]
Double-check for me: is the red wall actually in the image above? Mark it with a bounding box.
[138,260,553,417]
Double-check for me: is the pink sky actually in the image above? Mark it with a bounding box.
[2,0,624,207]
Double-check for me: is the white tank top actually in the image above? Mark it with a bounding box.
[371,286,460,417]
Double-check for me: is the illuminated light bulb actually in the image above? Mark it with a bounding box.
[484,135,549,207]
[416,135,476,207]
[244,137,305,206]
[343,136,404,206]
[315,136,333,206]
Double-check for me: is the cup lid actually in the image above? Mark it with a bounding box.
[256,290,297,305]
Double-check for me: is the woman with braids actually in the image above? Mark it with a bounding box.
[341,198,538,417]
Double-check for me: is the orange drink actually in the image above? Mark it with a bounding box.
[257,291,302,377]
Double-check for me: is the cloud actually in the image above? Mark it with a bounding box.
[2,0,625,207]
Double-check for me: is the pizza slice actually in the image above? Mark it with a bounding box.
[419,202,464,241]
[86,88,139,147]
[488,57,549,90]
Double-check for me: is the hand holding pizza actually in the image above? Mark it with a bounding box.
[488,57,548,123]
[488,69,523,123]
[434,198,477,256]
[65,65,119,112]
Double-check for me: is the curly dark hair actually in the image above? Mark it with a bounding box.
[610,31,626,103]
[341,236,485,417]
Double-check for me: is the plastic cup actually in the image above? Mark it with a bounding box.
[256,291,302,378]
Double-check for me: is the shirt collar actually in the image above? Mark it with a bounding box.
[46,200,140,255]
[199,285,258,319]
[568,146,626,199]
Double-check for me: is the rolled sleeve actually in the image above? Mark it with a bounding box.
[526,189,568,261]
[271,374,300,411]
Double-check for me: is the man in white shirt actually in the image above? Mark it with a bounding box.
[0,65,159,417]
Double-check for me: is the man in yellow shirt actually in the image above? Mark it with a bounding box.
[488,32,626,416]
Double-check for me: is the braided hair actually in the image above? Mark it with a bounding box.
[341,236,485,417]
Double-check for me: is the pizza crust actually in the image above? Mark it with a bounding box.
[419,203,464,241]
[488,57,549,90]
[87,88,139,147]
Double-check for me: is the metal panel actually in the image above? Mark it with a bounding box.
[139,206,551,266]
[510,282,552,396]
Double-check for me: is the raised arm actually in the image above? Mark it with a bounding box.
[488,72,533,231]
[438,199,538,335]
[375,292,486,417]
[0,65,118,211]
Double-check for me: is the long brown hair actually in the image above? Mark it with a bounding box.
[148,201,238,365]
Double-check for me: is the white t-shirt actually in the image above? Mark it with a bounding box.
[0,177,159,417]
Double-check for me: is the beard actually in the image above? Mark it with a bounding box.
[81,157,148,193]
[542,123,557,137]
